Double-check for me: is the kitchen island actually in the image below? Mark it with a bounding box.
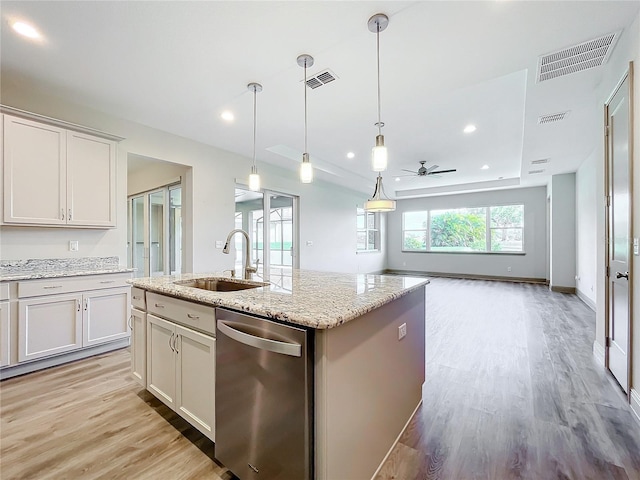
[129,270,428,480]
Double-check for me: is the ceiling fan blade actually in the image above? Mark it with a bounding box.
[398,173,417,177]
[426,164,440,174]
[428,169,457,175]
[400,169,417,174]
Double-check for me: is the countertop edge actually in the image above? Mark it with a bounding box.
[0,268,134,282]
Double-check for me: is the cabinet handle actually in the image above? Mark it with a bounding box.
[174,334,179,354]
[99,280,115,284]
[128,315,133,330]
[186,313,199,320]
[77,300,81,312]
[61,209,65,221]
[154,303,165,308]
[169,333,175,352]
[68,209,72,221]
[84,299,88,311]
[43,285,63,289]
[132,296,141,300]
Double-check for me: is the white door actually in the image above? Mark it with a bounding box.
[83,287,131,347]
[146,314,176,408]
[606,70,632,393]
[0,301,9,367]
[2,114,66,225]
[175,324,215,441]
[18,294,82,362]
[66,131,116,227]
[130,308,147,387]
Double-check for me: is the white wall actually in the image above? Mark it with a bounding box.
[576,150,597,307]
[127,157,189,196]
[0,83,385,275]
[386,187,547,279]
[550,173,576,290]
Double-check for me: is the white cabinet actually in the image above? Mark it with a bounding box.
[130,307,147,387]
[147,313,215,441]
[83,287,131,347]
[18,293,83,362]
[2,113,116,228]
[0,301,10,367]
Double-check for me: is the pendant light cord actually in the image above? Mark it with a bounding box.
[304,60,308,154]
[376,22,382,136]
[252,87,257,168]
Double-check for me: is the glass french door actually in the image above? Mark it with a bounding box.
[234,187,298,287]
[128,184,182,278]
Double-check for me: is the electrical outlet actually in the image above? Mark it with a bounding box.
[507,266,512,272]
[398,323,407,340]
[69,241,79,252]
[634,238,639,256]
[215,240,224,249]
[306,240,313,247]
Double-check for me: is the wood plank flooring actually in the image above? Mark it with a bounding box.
[1,278,639,479]
[375,278,640,480]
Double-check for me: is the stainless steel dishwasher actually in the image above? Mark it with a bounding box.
[215,307,313,480]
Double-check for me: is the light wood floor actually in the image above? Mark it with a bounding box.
[1,278,639,479]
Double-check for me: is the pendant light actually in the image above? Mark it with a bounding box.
[368,13,389,172]
[364,173,396,212]
[248,82,262,191]
[297,54,314,184]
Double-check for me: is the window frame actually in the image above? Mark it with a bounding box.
[401,204,525,254]
[357,208,380,252]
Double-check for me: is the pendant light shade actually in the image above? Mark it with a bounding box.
[365,173,396,212]
[297,54,314,184]
[247,82,262,191]
[369,13,389,172]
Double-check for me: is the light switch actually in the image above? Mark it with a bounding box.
[634,238,639,256]
[306,240,313,247]
[215,241,224,249]
[69,241,79,252]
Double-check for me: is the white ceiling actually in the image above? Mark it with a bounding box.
[2,1,638,197]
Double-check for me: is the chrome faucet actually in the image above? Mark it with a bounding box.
[222,229,259,280]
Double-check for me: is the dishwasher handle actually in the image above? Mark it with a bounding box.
[217,320,301,357]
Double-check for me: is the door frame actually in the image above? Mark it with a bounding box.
[604,61,634,401]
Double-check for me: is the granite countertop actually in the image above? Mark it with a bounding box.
[129,270,429,329]
[0,256,133,281]
[0,267,134,282]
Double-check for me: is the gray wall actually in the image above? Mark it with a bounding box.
[550,173,577,290]
[386,187,547,279]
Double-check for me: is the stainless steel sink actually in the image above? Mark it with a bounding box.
[175,277,267,292]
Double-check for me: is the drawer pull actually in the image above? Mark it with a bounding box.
[155,303,165,308]
[43,285,63,289]
[187,313,200,320]
[99,280,115,284]
[132,296,141,300]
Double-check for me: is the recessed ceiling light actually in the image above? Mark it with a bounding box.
[463,124,477,134]
[221,111,234,122]
[481,164,489,170]
[12,20,42,40]
[346,152,355,159]
[395,177,400,182]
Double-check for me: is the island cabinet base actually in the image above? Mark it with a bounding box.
[314,286,426,480]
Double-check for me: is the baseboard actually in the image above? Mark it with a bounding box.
[593,340,605,366]
[550,285,577,294]
[0,339,130,380]
[576,289,596,311]
[631,389,640,425]
[384,269,547,285]
[370,399,422,480]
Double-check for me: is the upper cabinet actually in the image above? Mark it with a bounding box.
[2,113,118,228]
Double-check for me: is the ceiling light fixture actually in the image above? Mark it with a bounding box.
[221,111,234,122]
[369,13,389,172]
[365,174,396,212]
[298,54,314,184]
[481,164,489,170]
[464,124,477,134]
[12,21,41,39]
[347,152,355,159]
[395,177,401,182]
[247,83,262,192]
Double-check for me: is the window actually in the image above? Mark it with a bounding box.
[357,208,380,251]
[402,204,524,253]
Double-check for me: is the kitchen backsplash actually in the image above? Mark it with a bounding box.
[0,256,121,275]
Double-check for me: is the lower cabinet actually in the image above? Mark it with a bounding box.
[83,287,130,346]
[1,301,10,367]
[147,313,215,441]
[130,308,147,387]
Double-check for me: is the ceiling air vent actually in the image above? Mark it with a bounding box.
[537,31,619,82]
[538,111,569,125]
[531,158,550,165]
[304,69,338,89]
[528,169,545,175]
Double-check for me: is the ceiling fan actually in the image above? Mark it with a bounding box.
[399,161,457,178]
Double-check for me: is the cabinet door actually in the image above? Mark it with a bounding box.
[3,115,66,225]
[66,131,116,227]
[147,314,176,408]
[18,294,82,362]
[130,308,146,387]
[83,287,130,347]
[175,324,215,441]
[0,301,9,367]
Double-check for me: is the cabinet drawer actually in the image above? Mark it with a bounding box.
[147,292,215,336]
[0,283,8,301]
[18,273,131,298]
[131,287,146,310]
